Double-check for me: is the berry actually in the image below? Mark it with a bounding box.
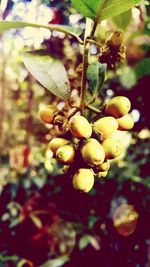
[49,138,69,154]
[117,114,134,131]
[93,116,118,139]
[102,138,124,159]
[73,168,94,192]
[81,138,105,166]
[69,115,92,139]
[105,96,131,118]
[56,145,75,164]
[39,105,55,124]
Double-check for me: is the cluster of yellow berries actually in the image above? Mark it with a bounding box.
[39,96,134,193]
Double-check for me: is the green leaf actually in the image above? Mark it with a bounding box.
[87,62,107,97]
[0,21,83,38]
[22,50,71,100]
[71,0,141,21]
[40,256,69,267]
[112,9,132,30]
[134,58,150,80]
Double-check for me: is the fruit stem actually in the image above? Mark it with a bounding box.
[67,107,80,120]
[85,104,101,114]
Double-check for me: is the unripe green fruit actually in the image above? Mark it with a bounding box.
[105,96,131,118]
[49,138,69,154]
[81,138,105,166]
[98,170,108,178]
[69,115,92,139]
[98,161,110,171]
[102,138,124,159]
[56,145,75,164]
[39,105,54,124]
[93,116,118,139]
[117,114,134,131]
[73,168,94,192]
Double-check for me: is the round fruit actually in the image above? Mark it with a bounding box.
[81,138,105,166]
[105,96,131,118]
[49,138,69,154]
[117,114,134,131]
[39,105,55,124]
[69,115,92,139]
[102,138,124,159]
[73,168,94,192]
[56,145,75,164]
[98,170,108,178]
[97,161,110,171]
[93,116,118,139]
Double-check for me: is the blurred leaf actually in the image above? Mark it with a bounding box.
[79,234,100,250]
[22,50,71,100]
[112,9,132,30]
[0,254,19,262]
[40,256,69,267]
[9,218,20,228]
[87,62,106,97]
[88,215,99,228]
[71,0,141,21]
[134,58,150,80]
[120,66,137,89]
[17,259,34,267]
[89,236,101,250]
[30,214,42,228]
[79,234,92,250]
[0,21,83,38]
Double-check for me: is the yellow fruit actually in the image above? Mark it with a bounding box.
[81,138,105,166]
[117,114,134,131]
[105,96,131,118]
[102,138,124,159]
[49,138,69,154]
[69,115,92,139]
[56,145,75,164]
[98,161,110,171]
[73,168,94,192]
[98,170,108,178]
[93,116,118,139]
[39,105,55,124]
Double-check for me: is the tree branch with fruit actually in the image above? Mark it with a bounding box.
[0,0,141,193]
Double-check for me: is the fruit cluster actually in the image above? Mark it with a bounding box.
[39,96,134,193]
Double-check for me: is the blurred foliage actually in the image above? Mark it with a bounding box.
[0,0,150,267]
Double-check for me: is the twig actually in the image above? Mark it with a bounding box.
[85,104,101,114]
[86,38,101,48]
[67,107,80,120]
